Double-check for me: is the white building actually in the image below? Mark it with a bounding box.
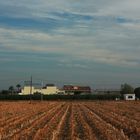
[21,84,64,95]
[124,94,135,101]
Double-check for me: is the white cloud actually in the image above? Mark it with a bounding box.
[0,26,140,67]
[0,0,140,67]
[1,0,140,89]
[96,0,140,19]
[1,0,140,19]
[58,63,88,69]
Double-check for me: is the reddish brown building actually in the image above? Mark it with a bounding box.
[63,85,91,94]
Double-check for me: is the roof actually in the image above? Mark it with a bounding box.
[63,85,91,92]
[46,84,55,87]
[124,94,135,96]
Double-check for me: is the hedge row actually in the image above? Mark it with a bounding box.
[0,94,121,100]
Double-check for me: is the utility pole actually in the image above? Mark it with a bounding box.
[41,81,43,102]
[30,76,32,104]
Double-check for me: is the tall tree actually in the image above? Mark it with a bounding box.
[16,84,21,93]
[134,87,140,99]
[9,86,14,94]
[120,83,134,95]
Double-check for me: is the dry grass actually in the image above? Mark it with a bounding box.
[0,101,140,140]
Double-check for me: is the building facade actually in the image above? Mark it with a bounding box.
[63,85,91,95]
[123,94,136,100]
[21,84,64,95]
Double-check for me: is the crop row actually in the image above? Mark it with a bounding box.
[0,101,140,140]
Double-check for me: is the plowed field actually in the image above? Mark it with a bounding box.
[0,101,140,140]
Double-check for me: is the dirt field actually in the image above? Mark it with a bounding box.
[0,101,140,140]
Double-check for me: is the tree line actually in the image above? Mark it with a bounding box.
[0,84,21,95]
[0,83,140,99]
[120,83,140,99]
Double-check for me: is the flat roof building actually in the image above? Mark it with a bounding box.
[21,84,63,95]
[124,94,135,101]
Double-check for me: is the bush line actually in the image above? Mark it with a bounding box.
[0,94,121,100]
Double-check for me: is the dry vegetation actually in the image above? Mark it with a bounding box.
[0,101,140,140]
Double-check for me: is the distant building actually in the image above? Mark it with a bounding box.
[42,84,65,95]
[21,84,63,95]
[63,85,91,95]
[124,94,135,101]
[94,89,120,94]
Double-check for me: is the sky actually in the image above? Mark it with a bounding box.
[0,0,140,90]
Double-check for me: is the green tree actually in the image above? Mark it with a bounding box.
[134,87,140,99]
[16,84,21,93]
[120,83,134,95]
[0,90,9,95]
[9,86,14,94]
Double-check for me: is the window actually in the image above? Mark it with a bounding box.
[128,96,133,99]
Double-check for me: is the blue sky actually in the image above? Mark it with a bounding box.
[0,0,140,89]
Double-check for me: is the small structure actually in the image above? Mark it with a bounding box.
[124,94,135,101]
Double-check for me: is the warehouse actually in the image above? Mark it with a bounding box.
[21,84,63,95]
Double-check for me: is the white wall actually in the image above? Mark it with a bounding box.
[21,86,60,95]
[124,94,135,100]
[42,87,59,95]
